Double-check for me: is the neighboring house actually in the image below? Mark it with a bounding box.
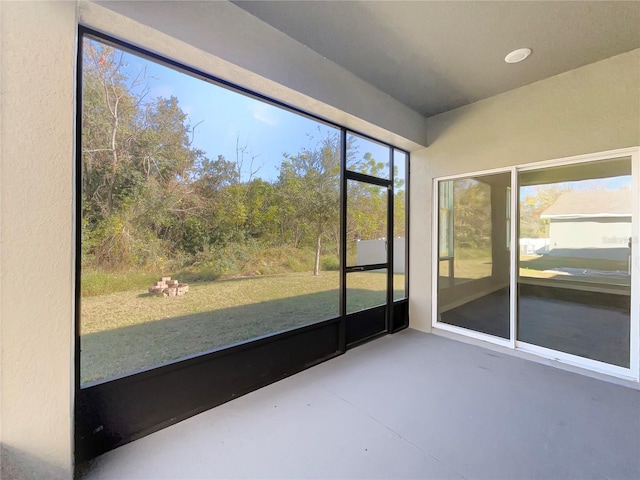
[541,189,631,261]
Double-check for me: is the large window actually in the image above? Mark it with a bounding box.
[79,36,344,385]
[76,30,410,461]
[79,35,409,386]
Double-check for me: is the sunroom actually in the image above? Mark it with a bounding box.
[1,2,639,479]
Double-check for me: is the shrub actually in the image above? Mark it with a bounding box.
[321,255,340,271]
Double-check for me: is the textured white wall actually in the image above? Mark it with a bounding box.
[0,2,77,478]
[410,49,640,333]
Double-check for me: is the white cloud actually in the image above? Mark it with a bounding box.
[249,102,279,127]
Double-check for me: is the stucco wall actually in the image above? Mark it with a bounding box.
[0,2,77,478]
[410,49,640,333]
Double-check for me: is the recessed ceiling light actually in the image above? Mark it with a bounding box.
[505,48,532,64]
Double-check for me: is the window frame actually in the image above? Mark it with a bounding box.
[75,26,410,461]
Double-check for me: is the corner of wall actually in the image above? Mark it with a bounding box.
[408,147,433,333]
[410,48,640,337]
[1,1,78,478]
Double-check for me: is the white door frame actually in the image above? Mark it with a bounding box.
[431,147,640,382]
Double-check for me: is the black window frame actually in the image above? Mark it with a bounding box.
[75,26,409,463]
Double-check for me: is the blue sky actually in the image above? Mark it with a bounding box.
[520,175,631,201]
[122,51,337,182]
[110,41,405,187]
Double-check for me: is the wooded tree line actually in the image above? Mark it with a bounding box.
[81,40,405,276]
[520,184,572,238]
[452,179,492,251]
[450,178,572,253]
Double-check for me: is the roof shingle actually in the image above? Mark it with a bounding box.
[541,189,631,218]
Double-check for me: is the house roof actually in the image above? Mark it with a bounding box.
[541,190,632,219]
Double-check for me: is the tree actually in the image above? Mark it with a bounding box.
[345,144,389,251]
[347,181,387,243]
[453,179,491,251]
[278,133,340,275]
[82,38,207,269]
[520,184,572,238]
[82,39,142,219]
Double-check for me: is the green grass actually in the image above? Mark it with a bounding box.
[81,270,402,385]
[81,247,340,296]
[454,258,492,280]
[441,252,629,286]
[519,254,630,287]
[439,247,493,281]
[82,269,160,296]
[519,254,628,273]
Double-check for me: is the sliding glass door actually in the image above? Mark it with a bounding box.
[517,157,632,368]
[436,172,511,340]
[433,149,638,378]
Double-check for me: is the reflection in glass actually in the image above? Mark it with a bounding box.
[346,133,390,179]
[518,158,631,367]
[393,273,405,301]
[347,180,388,266]
[394,150,407,300]
[437,173,511,338]
[80,37,340,385]
[347,270,388,314]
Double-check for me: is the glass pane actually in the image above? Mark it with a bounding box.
[347,269,387,314]
[80,37,340,385]
[393,150,407,300]
[518,158,631,367]
[347,180,388,266]
[393,272,405,301]
[437,173,511,339]
[346,133,391,179]
[439,181,454,257]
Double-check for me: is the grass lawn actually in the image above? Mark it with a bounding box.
[519,254,630,287]
[439,252,629,288]
[81,271,401,385]
[454,257,492,280]
[445,247,493,282]
[437,257,492,284]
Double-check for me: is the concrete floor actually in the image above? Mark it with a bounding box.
[81,329,640,480]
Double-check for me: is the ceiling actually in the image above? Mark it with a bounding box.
[232,1,640,118]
